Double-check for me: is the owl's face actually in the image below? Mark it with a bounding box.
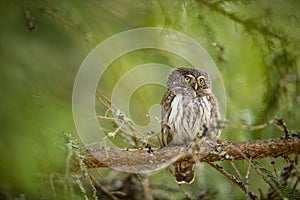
[166,67,211,95]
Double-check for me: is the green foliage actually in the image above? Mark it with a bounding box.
[252,160,299,199]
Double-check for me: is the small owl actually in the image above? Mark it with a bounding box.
[161,67,221,184]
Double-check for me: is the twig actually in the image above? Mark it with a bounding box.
[252,161,285,199]
[225,119,273,131]
[207,162,259,199]
[230,161,243,183]
[75,175,89,200]
[271,160,279,179]
[96,95,111,110]
[88,173,118,200]
[225,119,291,135]
[274,118,289,137]
[245,158,252,199]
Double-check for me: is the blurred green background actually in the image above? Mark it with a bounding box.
[0,0,299,199]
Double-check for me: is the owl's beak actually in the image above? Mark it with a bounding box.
[193,82,199,91]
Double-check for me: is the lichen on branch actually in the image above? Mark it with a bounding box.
[82,135,300,170]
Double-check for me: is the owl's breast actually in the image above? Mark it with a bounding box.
[167,94,212,145]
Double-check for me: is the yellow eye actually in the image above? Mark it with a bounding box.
[184,77,191,83]
[199,77,205,84]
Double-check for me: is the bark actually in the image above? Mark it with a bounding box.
[82,135,300,170]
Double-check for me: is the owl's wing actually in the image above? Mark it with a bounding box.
[208,94,220,119]
[161,89,176,146]
[208,93,222,138]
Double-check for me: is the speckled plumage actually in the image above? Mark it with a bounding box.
[161,67,221,184]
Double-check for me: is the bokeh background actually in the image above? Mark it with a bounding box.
[0,0,299,199]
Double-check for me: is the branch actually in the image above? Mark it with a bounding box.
[82,135,300,170]
[198,0,291,44]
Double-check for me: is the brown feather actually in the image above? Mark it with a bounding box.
[161,67,221,184]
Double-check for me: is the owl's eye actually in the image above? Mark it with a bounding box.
[184,77,191,83]
[199,77,205,84]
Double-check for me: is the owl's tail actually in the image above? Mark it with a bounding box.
[173,156,195,184]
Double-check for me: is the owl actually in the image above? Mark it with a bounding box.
[161,67,221,184]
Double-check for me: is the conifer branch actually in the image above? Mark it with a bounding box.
[82,135,300,169]
[198,0,290,44]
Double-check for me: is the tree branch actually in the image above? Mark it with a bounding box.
[82,135,300,170]
[198,0,291,44]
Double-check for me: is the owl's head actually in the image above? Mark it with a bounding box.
[167,67,211,95]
